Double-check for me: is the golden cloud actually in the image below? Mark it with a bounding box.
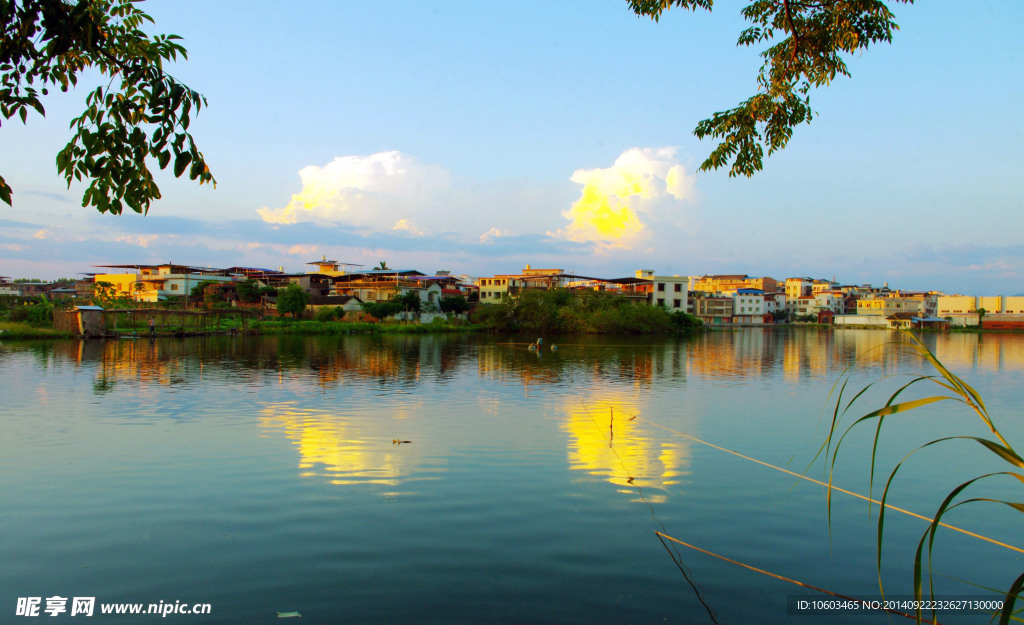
[550,147,697,251]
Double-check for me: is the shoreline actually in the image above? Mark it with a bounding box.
[2,320,1019,341]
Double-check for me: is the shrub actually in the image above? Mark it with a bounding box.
[276,284,311,318]
[314,307,341,322]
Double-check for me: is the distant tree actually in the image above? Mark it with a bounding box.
[396,291,421,315]
[629,0,910,177]
[670,310,702,330]
[190,280,219,299]
[0,0,214,213]
[376,261,390,270]
[276,284,309,318]
[90,280,116,307]
[439,295,471,314]
[361,299,402,321]
[235,279,261,303]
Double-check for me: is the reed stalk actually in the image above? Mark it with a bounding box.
[823,331,1023,624]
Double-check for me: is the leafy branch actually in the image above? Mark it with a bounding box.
[629,0,912,177]
[0,0,214,213]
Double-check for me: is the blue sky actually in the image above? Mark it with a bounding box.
[1,1,1022,294]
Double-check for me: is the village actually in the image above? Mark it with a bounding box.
[2,257,1022,332]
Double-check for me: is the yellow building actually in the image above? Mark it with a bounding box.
[855,296,921,317]
[92,263,236,303]
[305,257,365,276]
[693,274,779,294]
[476,265,569,304]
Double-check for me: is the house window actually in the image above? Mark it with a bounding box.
[170,284,178,291]
[657,298,665,306]
[658,283,665,292]
[673,299,681,308]
[674,284,682,292]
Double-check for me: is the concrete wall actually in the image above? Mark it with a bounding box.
[834,315,888,328]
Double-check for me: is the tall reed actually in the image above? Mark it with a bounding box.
[823,331,1023,624]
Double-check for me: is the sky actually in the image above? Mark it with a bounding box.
[1,1,1022,294]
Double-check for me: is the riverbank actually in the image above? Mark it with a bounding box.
[5,318,1019,340]
[0,321,74,339]
[0,318,479,340]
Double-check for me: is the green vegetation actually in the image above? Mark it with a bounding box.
[824,332,1022,623]
[276,284,310,318]
[4,296,55,324]
[190,280,220,300]
[1,0,213,213]
[91,281,131,308]
[0,320,72,339]
[472,289,701,334]
[440,295,471,315]
[236,279,275,303]
[251,318,471,336]
[361,292,423,321]
[2,287,703,338]
[0,295,72,339]
[629,0,909,177]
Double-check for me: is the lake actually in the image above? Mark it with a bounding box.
[2,329,1022,624]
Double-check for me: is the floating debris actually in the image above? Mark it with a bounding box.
[277,612,301,618]
[392,439,412,445]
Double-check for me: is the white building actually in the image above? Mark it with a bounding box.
[645,272,689,312]
[732,289,766,324]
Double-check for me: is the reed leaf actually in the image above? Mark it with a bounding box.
[998,571,1024,625]
[824,331,1022,624]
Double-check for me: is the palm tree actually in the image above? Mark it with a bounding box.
[377,261,390,270]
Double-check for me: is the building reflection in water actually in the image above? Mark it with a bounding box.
[27,330,1020,497]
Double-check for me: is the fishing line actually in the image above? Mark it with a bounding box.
[655,532,945,624]
[551,365,720,623]
[628,411,1024,555]
[526,343,1016,624]
[529,341,1021,554]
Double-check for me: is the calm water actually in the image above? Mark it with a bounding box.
[2,329,1022,624]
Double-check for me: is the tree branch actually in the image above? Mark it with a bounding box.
[782,0,801,67]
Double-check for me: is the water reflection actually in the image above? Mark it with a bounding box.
[561,391,691,502]
[258,402,414,487]
[3,329,1023,624]
[7,329,1018,393]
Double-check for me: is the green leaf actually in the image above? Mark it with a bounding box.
[173,152,192,177]
[0,177,12,206]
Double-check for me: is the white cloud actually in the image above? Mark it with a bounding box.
[549,147,697,251]
[115,234,160,248]
[392,218,425,236]
[257,151,450,232]
[288,244,318,256]
[479,227,504,243]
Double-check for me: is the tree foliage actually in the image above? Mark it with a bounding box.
[189,279,218,299]
[628,0,910,176]
[276,283,309,318]
[439,295,471,315]
[472,288,702,334]
[361,299,403,321]
[0,0,214,213]
[361,291,422,321]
